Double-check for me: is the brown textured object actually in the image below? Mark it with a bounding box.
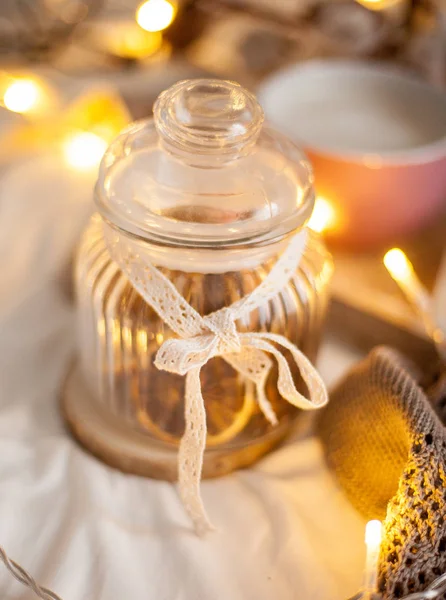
[318,346,446,599]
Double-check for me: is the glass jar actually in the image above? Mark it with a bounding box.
[68,79,333,480]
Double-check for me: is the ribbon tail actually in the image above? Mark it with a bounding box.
[178,367,215,536]
[224,348,278,426]
[256,381,278,426]
[262,333,328,409]
[245,333,328,410]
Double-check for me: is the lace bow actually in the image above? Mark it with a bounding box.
[105,226,328,534]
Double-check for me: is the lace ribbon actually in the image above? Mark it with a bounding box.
[104,226,328,534]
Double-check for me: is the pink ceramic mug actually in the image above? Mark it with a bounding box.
[259,61,446,248]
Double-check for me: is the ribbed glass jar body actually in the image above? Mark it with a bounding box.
[75,214,332,452]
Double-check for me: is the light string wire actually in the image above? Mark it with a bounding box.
[348,573,446,600]
[1,536,446,600]
[0,545,63,600]
[402,573,446,600]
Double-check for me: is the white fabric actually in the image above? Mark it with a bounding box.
[0,152,366,600]
[105,224,327,535]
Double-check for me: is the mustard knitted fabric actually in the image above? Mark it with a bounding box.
[318,346,446,599]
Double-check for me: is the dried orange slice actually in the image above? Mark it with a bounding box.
[134,357,255,447]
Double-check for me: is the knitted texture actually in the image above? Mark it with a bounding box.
[318,346,446,599]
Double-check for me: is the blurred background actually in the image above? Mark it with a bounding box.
[1,0,445,96]
[1,0,445,107]
[1,0,446,362]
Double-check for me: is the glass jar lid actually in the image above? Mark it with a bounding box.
[96,79,314,248]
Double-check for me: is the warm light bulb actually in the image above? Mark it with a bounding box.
[384,248,413,283]
[365,520,382,548]
[63,132,107,170]
[363,520,382,596]
[3,79,40,113]
[308,196,337,234]
[136,0,176,32]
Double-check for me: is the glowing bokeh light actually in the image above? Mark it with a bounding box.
[365,520,382,548]
[3,79,40,113]
[136,0,176,32]
[96,22,162,59]
[383,248,413,283]
[308,196,338,234]
[63,132,108,170]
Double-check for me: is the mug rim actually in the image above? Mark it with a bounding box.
[258,59,446,167]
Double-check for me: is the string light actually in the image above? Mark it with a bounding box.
[136,0,177,32]
[3,79,41,114]
[384,247,431,316]
[365,520,383,548]
[363,520,383,599]
[308,196,338,234]
[384,248,414,284]
[63,132,108,171]
[384,248,446,356]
